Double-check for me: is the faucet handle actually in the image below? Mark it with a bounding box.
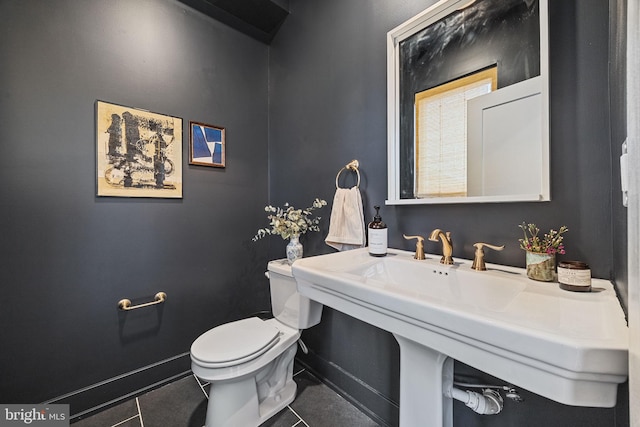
[471,242,505,271]
[403,234,426,260]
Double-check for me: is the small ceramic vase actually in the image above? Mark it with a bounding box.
[525,251,556,282]
[286,234,303,265]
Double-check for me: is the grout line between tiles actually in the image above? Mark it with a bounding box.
[194,374,210,399]
[287,406,309,427]
[111,414,140,427]
[136,397,145,427]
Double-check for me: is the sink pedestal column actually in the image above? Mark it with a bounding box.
[395,335,453,427]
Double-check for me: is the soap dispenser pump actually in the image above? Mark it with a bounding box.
[368,205,388,257]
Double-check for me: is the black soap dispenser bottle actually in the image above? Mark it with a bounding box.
[368,206,388,257]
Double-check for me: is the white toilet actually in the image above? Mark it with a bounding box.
[190,259,323,427]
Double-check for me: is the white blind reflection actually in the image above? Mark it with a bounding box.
[415,70,495,198]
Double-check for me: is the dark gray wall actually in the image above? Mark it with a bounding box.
[269,0,627,426]
[610,0,629,311]
[0,0,271,409]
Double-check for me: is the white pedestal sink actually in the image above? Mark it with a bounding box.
[291,248,628,427]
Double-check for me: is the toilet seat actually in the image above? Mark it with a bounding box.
[191,317,281,368]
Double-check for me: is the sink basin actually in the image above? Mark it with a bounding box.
[292,248,628,426]
[337,252,525,311]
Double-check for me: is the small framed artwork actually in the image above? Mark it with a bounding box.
[96,100,183,198]
[189,121,226,168]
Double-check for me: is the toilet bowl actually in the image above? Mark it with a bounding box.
[191,259,323,427]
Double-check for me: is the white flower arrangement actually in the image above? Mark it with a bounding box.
[253,198,327,241]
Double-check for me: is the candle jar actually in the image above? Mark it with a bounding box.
[558,261,591,292]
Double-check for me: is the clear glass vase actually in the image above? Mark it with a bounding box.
[525,251,556,282]
[286,234,303,265]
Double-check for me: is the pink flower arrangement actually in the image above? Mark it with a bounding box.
[518,222,568,255]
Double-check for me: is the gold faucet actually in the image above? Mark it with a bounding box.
[403,234,425,260]
[428,229,454,265]
[471,242,505,271]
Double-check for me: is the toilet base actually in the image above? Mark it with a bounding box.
[204,376,296,427]
[202,343,299,427]
[260,380,297,422]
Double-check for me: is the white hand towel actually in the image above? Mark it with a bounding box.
[325,187,366,251]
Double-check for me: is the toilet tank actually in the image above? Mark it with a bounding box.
[267,259,323,329]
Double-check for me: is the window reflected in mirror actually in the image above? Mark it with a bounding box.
[415,66,497,198]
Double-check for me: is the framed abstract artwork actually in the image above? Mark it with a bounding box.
[189,121,226,168]
[96,101,183,198]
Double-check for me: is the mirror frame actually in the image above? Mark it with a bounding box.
[386,0,550,205]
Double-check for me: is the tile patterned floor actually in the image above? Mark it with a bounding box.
[72,365,381,427]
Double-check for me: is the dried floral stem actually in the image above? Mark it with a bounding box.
[253,198,327,241]
[518,222,568,255]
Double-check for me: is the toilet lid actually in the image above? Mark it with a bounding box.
[191,317,281,367]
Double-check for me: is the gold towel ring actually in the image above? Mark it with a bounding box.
[335,160,360,189]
